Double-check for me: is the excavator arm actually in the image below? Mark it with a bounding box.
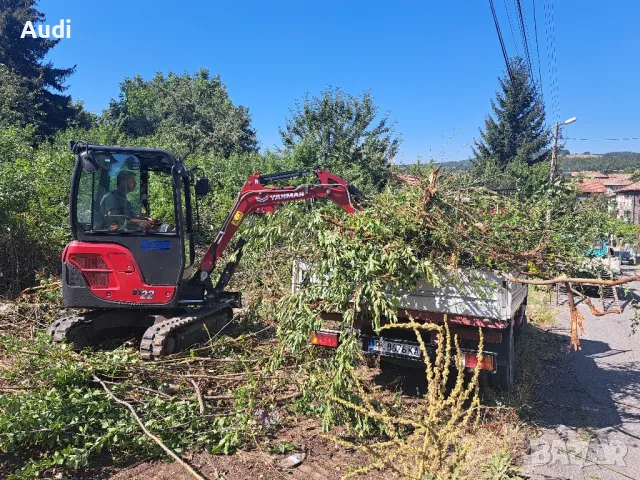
[194,168,364,292]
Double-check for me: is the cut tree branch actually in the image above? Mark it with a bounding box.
[503,273,640,287]
[92,375,205,480]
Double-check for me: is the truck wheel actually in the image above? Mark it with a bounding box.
[515,305,527,340]
[492,321,515,390]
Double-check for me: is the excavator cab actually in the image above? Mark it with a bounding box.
[65,142,203,309]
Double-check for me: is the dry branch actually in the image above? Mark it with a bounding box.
[189,378,205,414]
[504,273,640,287]
[92,375,205,480]
[570,287,621,317]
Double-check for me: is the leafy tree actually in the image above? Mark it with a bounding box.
[279,87,400,191]
[0,65,41,128]
[106,69,258,157]
[0,0,78,137]
[472,57,551,190]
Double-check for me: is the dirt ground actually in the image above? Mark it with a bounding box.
[70,418,379,480]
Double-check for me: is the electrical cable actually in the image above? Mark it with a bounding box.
[567,137,640,141]
[515,0,536,83]
[549,0,559,120]
[489,0,515,85]
[503,0,522,58]
[532,0,544,91]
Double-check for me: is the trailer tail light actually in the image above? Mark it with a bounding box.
[310,330,339,348]
[67,254,113,288]
[463,351,495,372]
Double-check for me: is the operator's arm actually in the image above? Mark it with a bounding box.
[102,193,155,231]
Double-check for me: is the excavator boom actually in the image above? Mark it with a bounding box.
[197,167,363,280]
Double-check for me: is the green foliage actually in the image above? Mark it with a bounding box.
[106,69,257,156]
[482,452,524,480]
[0,334,258,477]
[472,57,551,195]
[246,169,627,366]
[0,65,41,129]
[280,87,400,193]
[0,123,137,294]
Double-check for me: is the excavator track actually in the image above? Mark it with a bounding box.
[47,309,155,351]
[47,310,108,350]
[139,303,234,360]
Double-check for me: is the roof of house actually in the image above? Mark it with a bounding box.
[617,181,640,193]
[607,173,633,180]
[576,180,608,194]
[598,178,633,187]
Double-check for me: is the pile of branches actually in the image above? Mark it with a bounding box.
[246,167,638,352]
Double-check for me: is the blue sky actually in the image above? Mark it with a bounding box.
[39,0,640,162]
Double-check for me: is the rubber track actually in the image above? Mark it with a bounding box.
[139,303,232,360]
[47,311,103,344]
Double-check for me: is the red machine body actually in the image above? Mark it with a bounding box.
[63,242,176,305]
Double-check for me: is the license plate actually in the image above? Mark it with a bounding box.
[369,338,421,359]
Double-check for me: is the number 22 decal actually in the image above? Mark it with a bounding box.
[140,290,155,300]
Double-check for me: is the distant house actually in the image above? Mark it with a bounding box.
[575,180,610,200]
[616,181,640,225]
[574,172,633,200]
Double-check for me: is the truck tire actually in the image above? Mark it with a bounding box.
[491,321,515,390]
[514,304,527,340]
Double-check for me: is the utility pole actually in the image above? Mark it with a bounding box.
[546,117,577,225]
[548,117,577,184]
[549,121,560,183]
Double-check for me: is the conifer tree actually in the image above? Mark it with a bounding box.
[472,57,551,187]
[0,0,78,136]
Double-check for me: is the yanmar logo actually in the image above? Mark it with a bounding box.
[256,191,305,202]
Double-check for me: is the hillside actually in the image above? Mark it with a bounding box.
[434,151,640,173]
[560,152,640,172]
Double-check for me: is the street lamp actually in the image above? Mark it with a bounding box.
[549,117,577,183]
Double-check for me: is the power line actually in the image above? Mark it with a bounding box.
[543,0,559,121]
[531,0,544,91]
[549,0,559,120]
[515,0,536,83]
[567,137,640,141]
[503,0,522,58]
[489,0,515,84]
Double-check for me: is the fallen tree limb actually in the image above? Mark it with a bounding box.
[569,287,621,317]
[100,379,172,399]
[504,273,640,287]
[565,284,584,350]
[92,375,205,480]
[189,378,205,414]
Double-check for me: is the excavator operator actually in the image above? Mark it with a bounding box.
[101,170,159,231]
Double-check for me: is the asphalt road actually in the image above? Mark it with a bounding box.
[525,268,640,480]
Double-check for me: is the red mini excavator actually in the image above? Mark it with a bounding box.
[48,142,363,359]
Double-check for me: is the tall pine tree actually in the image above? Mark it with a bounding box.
[0,0,78,137]
[472,57,551,192]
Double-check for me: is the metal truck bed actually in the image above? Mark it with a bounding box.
[292,260,528,324]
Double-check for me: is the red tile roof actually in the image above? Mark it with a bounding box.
[576,180,608,193]
[617,181,640,193]
[598,178,633,187]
